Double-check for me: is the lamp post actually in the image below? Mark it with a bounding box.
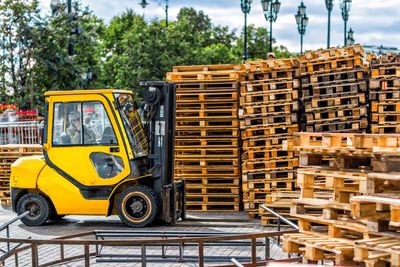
[139,0,169,28]
[325,0,333,48]
[261,0,281,53]
[346,28,355,46]
[240,0,252,62]
[51,0,74,56]
[340,0,352,46]
[295,1,308,54]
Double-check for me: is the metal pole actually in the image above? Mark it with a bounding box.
[344,19,347,46]
[243,12,248,62]
[141,244,146,267]
[327,9,331,48]
[300,33,303,54]
[67,0,73,57]
[265,238,270,259]
[269,19,273,53]
[260,205,299,229]
[198,242,204,267]
[165,0,168,28]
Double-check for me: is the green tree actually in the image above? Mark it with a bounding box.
[0,0,42,109]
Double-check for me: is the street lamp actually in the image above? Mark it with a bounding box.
[340,0,352,46]
[139,0,169,28]
[325,0,333,48]
[240,0,252,62]
[295,1,308,54]
[261,0,281,53]
[346,28,355,46]
[51,0,74,56]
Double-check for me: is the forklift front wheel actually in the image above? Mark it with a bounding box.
[117,186,158,227]
[17,193,50,226]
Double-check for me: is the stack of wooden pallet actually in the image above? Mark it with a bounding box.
[283,132,400,265]
[167,64,242,212]
[239,58,300,219]
[300,45,368,132]
[370,53,400,133]
[0,145,42,206]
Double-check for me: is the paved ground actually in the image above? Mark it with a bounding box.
[0,207,289,266]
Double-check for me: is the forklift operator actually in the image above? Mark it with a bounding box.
[66,111,97,144]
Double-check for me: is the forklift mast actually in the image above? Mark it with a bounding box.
[140,81,184,224]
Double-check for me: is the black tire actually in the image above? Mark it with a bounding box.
[117,186,159,227]
[17,193,50,226]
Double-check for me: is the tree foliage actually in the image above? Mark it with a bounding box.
[0,3,293,111]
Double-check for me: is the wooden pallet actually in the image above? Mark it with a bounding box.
[243,58,300,72]
[175,138,239,147]
[240,89,298,105]
[369,77,400,90]
[175,127,240,138]
[175,148,240,158]
[297,167,368,199]
[242,169,296,181]
[176,90,238,103]
[176,108,237,118]
[294,132,400,154]
[301,56,364,75]
[247,69,299,81]
[302,80,367,98]
[240,113,297,128]
[242,135,293,149]
[176,177,240,186]
[305,92,366,109]
[300,45,364,61]
[354,237,400,266]
[371,124,400,134]
[304,106,367,122]
[242,158,299,173]
[241,80,299,94]
[240,102,298,117]
[370,91,400,101]
[351,195,400,232]
[307,119,368,133]
[371,66,400,79]
[241,125,299,139]
[243,148,294,161]
[243,178,296,193]
[301,68,365,86]
[283,232,356,265]
[185,203,240,212]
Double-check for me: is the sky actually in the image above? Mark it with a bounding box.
[39,0,400,53]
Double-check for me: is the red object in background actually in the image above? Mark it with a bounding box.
[83,107,96,113]
[17,110,38,121]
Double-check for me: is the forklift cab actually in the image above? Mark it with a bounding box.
[11,84,184,227]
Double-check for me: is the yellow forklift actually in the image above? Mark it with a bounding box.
[10,82,185,227]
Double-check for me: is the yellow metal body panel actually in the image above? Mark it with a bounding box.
[37,165,108,215]
[10,156,46,189]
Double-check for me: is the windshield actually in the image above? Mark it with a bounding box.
[114,93,149,158]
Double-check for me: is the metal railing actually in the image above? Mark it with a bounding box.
[0,211,29,266]
[0,229,297,267]
[0,121,41,145]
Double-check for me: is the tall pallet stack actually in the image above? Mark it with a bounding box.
[370,53,400,133]
[283,132,400,265]
[300,45,368,132]
[0,145,42,206]
[167,64,242,212]
[239,59,300,219]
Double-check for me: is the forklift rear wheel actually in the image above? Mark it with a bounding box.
[17,193,50,226]
[117,186,158,227]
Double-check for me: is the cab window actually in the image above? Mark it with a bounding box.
[52,101,118,146]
